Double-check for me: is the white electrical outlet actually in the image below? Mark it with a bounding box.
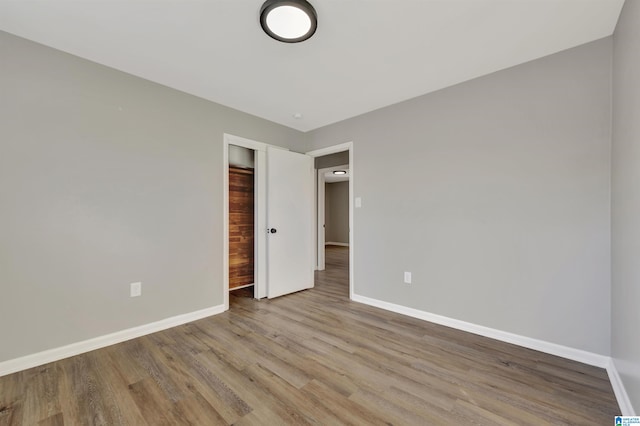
[404,272,412,284]
[130,282,142,297]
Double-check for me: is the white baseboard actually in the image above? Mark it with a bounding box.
[0,304,225,377]
[326,242,349,247]
[351,294,609,367]
[351,293,640,414]
[2,295,634,416]
[607,358,636,415]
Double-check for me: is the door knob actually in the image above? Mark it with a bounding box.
[269,228,277,234]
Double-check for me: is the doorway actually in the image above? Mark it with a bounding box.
[316,163,349,270]
[223,134,316,310]
[306,142,354,300]
[228,146,255,293]
[224,135,268,310]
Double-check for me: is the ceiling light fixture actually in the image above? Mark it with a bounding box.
[260,0,317,43]
[333,170,347,175]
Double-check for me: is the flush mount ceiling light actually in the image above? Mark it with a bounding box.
[333,170,347,175]
[260,0,317,43]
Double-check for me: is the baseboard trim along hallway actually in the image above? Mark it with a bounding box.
[325,242,349,247]
[0,304,225,378]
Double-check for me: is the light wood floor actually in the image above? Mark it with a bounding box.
[0,246,619,425]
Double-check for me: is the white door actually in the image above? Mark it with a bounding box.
[267,147,314,298]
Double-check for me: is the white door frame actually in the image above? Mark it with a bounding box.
[223,134,268,310]
[316,164,349,271]
[306,142,354,300]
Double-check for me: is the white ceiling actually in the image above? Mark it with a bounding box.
[0,0,625,132]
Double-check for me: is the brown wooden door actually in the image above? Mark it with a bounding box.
[229,167,254,289]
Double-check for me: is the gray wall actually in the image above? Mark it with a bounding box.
[325,182,349,244]
[612,0,640,413]
[0,31,305,362]
[315,151,349,169]
[307,38,612,355]
[229,144,255,169]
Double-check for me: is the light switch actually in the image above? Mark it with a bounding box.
[355,197,362,208]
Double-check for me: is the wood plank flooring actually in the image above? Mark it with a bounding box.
[0,246,619,424]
